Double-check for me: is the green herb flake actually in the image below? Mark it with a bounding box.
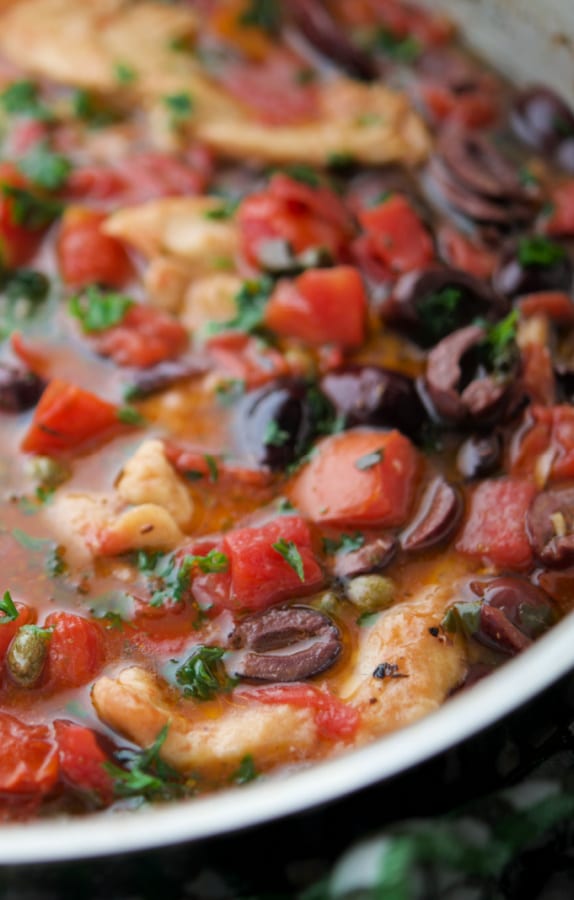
[163,92,194,126]
[372,27,422,63]
[481,309,520,375]
[11,528,50,552]
[281,164,320,188]
[69,285,134,333]
[1,269,49,304]
[117,406,146,427]
[71,89,119,129]
[114,62,137,85]
[18,142,72,191]
[104,725,190,801]
[2,185,62,230]
[417,287,462,341]
[517,235,567,267]
[231,754,258,785]
[326,151,356,169]
[271,538,305,582]
[323,532,365,556]
[208,277,273,337]
[355,448,385,471]
[215,378,245,406]
[204,454,219,483]
[183,549,229,575]
[175,645,235,701]
[239,0,281,33]
[356,611,380,627]
[203,198,239,221]
[46,545,66,578]
[0,591,18,624]
[0,80,52,121]
[263,420,290,448]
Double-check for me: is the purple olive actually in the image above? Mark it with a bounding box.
[511,86,574,157]
[387,266,509,347]
[236,378,330,471]
[320,365,427,440]
[401,478,462,552]
[0,364,45,413]
[527,486,574,568]
[333,535,397,578]
[493,239,572,299]
[124,358,206,400]
[469,576,555,654]
[228,606,342,683]
[457,432,503,480]
[288,0,376,80]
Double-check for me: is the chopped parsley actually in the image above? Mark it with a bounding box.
[271,538,305,581]
[0,80,52,120]
[203,198,239,221]
[175,645,235,701]
[209,277,273,336]
[480,309,519,376]
[1,269,49,304]
[185,549,229,574]
[355,448,385,471]
[517,236,567,267]
[239,0,281,33]
[2,185,62,229]
[18,142,72,191]
[322,532,365,556]
[163,92,194,127]
[372,27,422,63]
[356,611,380,627]
[104,726,190,801]
[204,454,219,482]
[114,62,137,85]
[0,591,18,624]
[231,754,258,785]
[416,287,463,342]
[263,420,290,448]
[69,285,134,333]
[45,546,66,577]
[137,548,226,609]
[280,164,321,188]
[327,151,356,169]
[71,89,119,128]
[117,405,146,426]
[215,379,245,406]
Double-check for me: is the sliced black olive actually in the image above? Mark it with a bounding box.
[493,238,572,298]
[289,0,377,80]
[457,432,503,480]
[527,486,574,568]
[228,606,342,683]
[333,535,397,579]
[470,576,555,653]
[387,266,509,346]
[235,378,331,471]
[424,324,522,427]
[320,365,427,440]
[401,478,462,552]
[511,86,574,158]
[123,358,206,400]
[0,364,45,412]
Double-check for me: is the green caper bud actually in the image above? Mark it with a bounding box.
[317,590,343,616]
[7,626,50,687]
[346,575,395,612]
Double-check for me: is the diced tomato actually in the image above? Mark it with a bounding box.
[240,684,360,741]
[21,379,120,455]
[66,167,127,204]
[288,429,420,527]
[238,173,353,269]
[0,602,35,662]
[337,0,453,47]
[511,406,574,483]
[0,712,59,794]
[57,207,133,288]
[456,478,537,570]
[416,81,499,129]
[165,445,275,489]
[54,720,113,804]
[0,163,49,267]
[358,195,434,276]
[518,291,574,324]
[44,613,105,690]
[10,331,50,377]
[265,266,368,349]
[521,341,556,407]
[206,332,291,388]
[542,181,574,237]
[437,225,497,279]
[94,304,189,368]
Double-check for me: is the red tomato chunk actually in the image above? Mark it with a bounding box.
[54,720,113,803]
[456,478,537,570]
[57,207,133,288]
[44,613,105,690]
[0,713,59,795]
[358,195,434,276]
[95,305,189,368]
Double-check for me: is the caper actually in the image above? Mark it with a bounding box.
[6,626,50,687]
[346,575,395,611]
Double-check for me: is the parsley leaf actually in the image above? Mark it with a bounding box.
[231,754,258,785]
[355,448,385,471]
[209,278,273,336]
[69,285,134,333]
[18,142,72,191]
[117,405,146,426]
[263,420,290,447]
[1,269,49,303]
[0,80,52,120]
[2,185,62,229]
[517,236,567,267]
[184,549,229,574]
[114,62,137,85]
[163,92,194,127]
[272,538,305,581]
[416,287,463,342]
[322,532,365,556]
[239,0,281,33]
[0,591,18,623]
[480,309,519,376]
[280,164,321,188]
[203,198,239,221]
[175,645,235,701]
[372,27,421,63]
[104,726,190,801]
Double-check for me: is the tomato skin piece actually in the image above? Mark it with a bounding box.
[518,291,574,324]
[54,720,113,804]
[221,516,325,611]
[0,712,59,795]
[543,181,574,237]
[0,163,46,267]
[437,225,497,279]
[206,332,291,388]
[416,81,499,129]
[288,429,420,528]
[358,195,434,275]
[44,613,105,690]
[511,406,574,482]
[456,478,537,570]
[240,685,360,741]
[94,304,189,368]
[0,603,35,662]
[57,207,133,288]
[265,267,368,349]
[21,379,120,456]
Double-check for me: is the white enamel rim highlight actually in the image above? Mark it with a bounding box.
[1,612,573,864]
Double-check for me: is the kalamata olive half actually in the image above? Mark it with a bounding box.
[457,432,503,480]
[333,535,397,579]
[227,606,342,683]
[470,576,555,654]
[236,378,331,471]
[289,0,376,80]
[511,86,574,158]
[388,267,509,346]
[527,486,574,568]
[123,357,206,400]
[320,365,427,440]
[401,478,462,552]
[493,239,572,299]
[0,364,45,412]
